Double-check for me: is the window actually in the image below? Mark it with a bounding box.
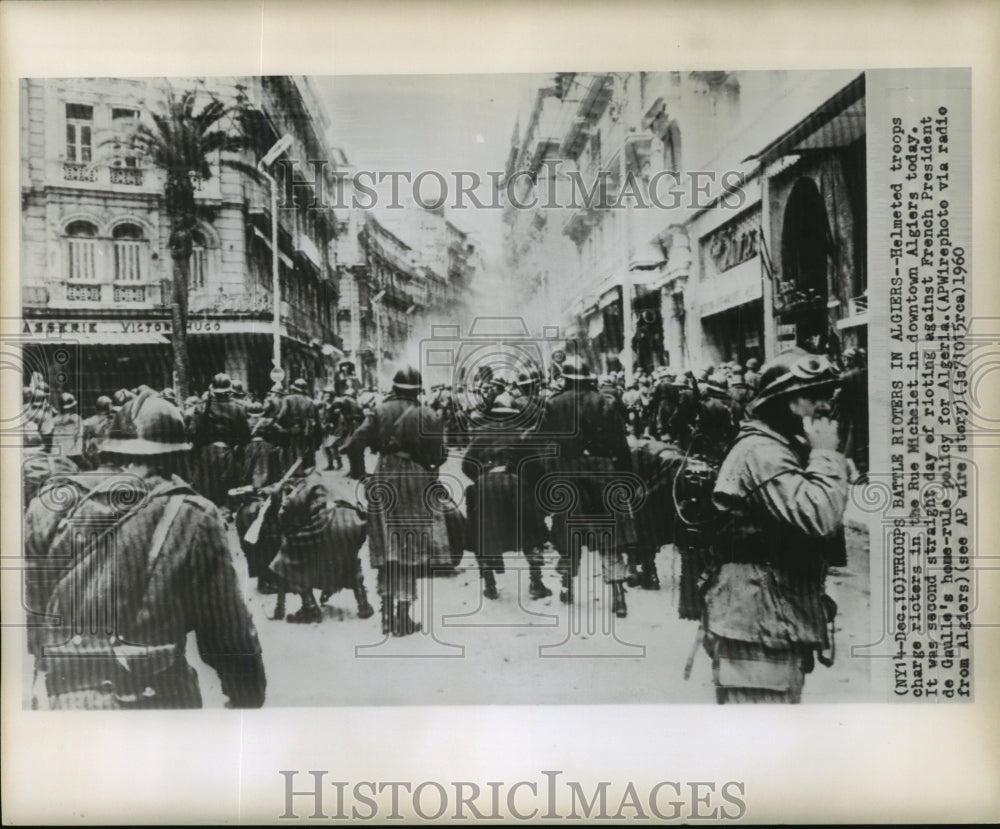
[190,231,208,289]
[112,224,145,282]
[111,107,140,168]
[65,103,93,164]
[66,220,99,281]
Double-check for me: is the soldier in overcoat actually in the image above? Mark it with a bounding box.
[346,366,457,636]
[24,389,265,709]
[533,358,636,618]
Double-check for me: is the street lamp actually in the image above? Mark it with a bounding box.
[258,134,294,381]
[372,289,387,389]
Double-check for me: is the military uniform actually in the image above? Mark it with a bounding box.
[267,468,373,622]
[534,375,636,611]
[462,397,550,599]
[348,379,457,635]
[25,470,265,709]
[191,393,251,507]
[275,388,321,470]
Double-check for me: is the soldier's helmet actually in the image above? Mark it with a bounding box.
[246,400,265,418]
[112,388,135,412]
[211,373,233,394]
[58,392,77,412]
[95,395,112,413]
[745,357,761,371]
[160,387,178,405]
[102,389,192,455]
[291,378,309,394]
[749,348,841,414]
[560,357,591,385]
[703,372,730,398]
[392,366,422,394]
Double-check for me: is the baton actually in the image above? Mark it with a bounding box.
[242,457,303,545]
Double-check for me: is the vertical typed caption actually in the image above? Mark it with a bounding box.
[886,85,973,699]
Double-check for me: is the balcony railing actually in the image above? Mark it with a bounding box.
[63,162,98,182]
[109,167,144,186]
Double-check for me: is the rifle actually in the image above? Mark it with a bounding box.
[237,457,303,546]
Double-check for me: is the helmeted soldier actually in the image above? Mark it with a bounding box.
[534,357,635,618]
[702,349,847,703]
[190,373,251,510]
[49,393,84,465]
[275,377,321,471]
[22,427,78,511]
[24,389,265,709]
[266,458,374,624]
[346,366,454,636]
[696,372,737,463]
[81,395,115,470]
[462,390,551,601]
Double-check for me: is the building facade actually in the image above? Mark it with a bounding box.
[502,70,868,376]
[20,75,345,408]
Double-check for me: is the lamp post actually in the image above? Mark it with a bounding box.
[372,289,386,389]
[257,134,294,381]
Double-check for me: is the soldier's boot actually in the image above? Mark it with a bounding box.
[287,591,322,624]
[528,555,552,599]
[641,560,661,591]
[392,601,421,637]
[380,598,394,636]
[626,555,642,588]
[559,569,574,605]
[319,590,332,605]
[353,572,375,619]
[482,568,499,600]
[271,589,286,621]
[611,581,628,619]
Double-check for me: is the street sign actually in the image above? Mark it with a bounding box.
[270,366,286,383]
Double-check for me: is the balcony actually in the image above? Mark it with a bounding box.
[52,160,160,193]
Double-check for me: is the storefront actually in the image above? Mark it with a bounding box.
[21,313,342,413]
[697,208,766,368]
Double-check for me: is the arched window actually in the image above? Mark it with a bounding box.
[112,223,146,282]
[66,220,99,282]
[781,177,830,297]
[190,230,208,289]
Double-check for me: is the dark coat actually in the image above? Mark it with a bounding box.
[275,392,321,467]
[462,411,548,561]
[534,385,637,552]
[24,471,265,709]
[268,470,366,594]
[191,395,251,505]
[349,395,461,570]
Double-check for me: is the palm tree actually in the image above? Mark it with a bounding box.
[121,85,260,399]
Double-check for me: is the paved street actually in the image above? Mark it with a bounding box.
[189,449,874,708]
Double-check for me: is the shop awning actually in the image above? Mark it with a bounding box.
[598,285,622,310]
[744,74,865,166]
[71,331,170,345]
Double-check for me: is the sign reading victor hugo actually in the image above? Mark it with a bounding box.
[11,68,976,709]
